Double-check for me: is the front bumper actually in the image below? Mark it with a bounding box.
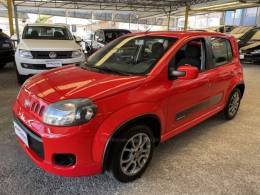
[240,52,260,63]
[15,52,85,76]
[13,98,102,177]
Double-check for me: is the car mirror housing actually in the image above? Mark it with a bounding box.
[75,36,82,43]
[169,65,199,80]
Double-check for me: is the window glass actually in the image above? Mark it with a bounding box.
[250,30,260,41]
[85,36,177,75]
[243,7,258,26]
[211,37,233,66]
[104,30,130,43]
[94,31,101,41]
[22,26,73,40]
[169,38,206,71]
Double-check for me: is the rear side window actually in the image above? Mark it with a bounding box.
[211,37,233,67]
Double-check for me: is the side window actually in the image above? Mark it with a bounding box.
[169,38,206,71]
[211,37,233,67]
[94,31,99,41]
[99,31,105,43]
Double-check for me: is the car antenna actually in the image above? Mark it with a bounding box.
[145,26,152,33]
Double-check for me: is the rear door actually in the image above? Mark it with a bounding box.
[206,36,236,108]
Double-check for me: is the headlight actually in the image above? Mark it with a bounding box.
[19,49,33,59]
[72,50,83,58]
[43,99,97,126]
[251,49,260,54]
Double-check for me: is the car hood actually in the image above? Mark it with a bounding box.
[19,39,80,51]
[240,41,260,51]
[23,66,146,103]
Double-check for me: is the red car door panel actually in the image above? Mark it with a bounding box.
[165,71,211,132]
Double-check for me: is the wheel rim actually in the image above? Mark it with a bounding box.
[228,91,240,117]
[120,133,151,176]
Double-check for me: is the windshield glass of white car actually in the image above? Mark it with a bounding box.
[22,26,73,40]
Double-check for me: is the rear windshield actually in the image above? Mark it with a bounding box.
[0,32,10,40]
[22,26,73,40]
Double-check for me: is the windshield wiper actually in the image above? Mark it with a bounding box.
[93,66,132,76]
[82,62,132,76]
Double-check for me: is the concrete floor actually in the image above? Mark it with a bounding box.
[0,63,260,195]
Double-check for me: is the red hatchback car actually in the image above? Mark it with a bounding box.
[13,31,244,182]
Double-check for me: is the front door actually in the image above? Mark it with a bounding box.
[165,38,212,135]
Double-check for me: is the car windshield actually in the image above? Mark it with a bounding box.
[104,30,130,43]
[84,35,177,76]
[22,26,73,40]
[250,30,260,41]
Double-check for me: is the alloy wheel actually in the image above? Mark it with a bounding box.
[120,133,151,176]
[228,91,240,117]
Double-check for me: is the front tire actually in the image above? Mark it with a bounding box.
[16,70,28,85]
[224,88,242,120]
[110,125,154,182]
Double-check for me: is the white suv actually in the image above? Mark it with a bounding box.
[15,24,85,84]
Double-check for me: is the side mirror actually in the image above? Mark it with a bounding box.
[75,36,82,43]
[169,65,199,80]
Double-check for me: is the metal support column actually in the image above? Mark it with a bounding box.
[13,1,19,41]
[184,3,190,31]
[222,11,226,33]
[167,12,171,30]
[7,0,14,35]
[129,14,131,30]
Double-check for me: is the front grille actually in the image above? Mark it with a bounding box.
[31,51,72,59]
[31,101,45,117]
[14,116,44,159]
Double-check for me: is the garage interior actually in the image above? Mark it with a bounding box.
[0,0,260,194]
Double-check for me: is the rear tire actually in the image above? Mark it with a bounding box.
[110,125,154,182]
[224,88,242,120]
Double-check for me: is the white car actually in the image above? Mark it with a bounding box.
[15,24,85,84]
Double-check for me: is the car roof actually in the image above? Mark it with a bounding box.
[128,31,232,39]
[26,23,69,28]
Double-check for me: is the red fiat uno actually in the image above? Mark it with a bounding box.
[13,32,244,182]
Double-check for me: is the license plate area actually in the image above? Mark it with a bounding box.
[14,121,29,147]
[13,118,44,159]
[45,61,62,68]
[2,43,10,48]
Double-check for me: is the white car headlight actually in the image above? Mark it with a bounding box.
[72,50,83,58]
[43,99,97,126]
[19,49,33,59]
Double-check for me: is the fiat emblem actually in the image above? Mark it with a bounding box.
[49,52,57,59]
[24,99,31,108]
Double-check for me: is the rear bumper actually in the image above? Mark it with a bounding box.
[13,100,102,177]
[0,49,14,63]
